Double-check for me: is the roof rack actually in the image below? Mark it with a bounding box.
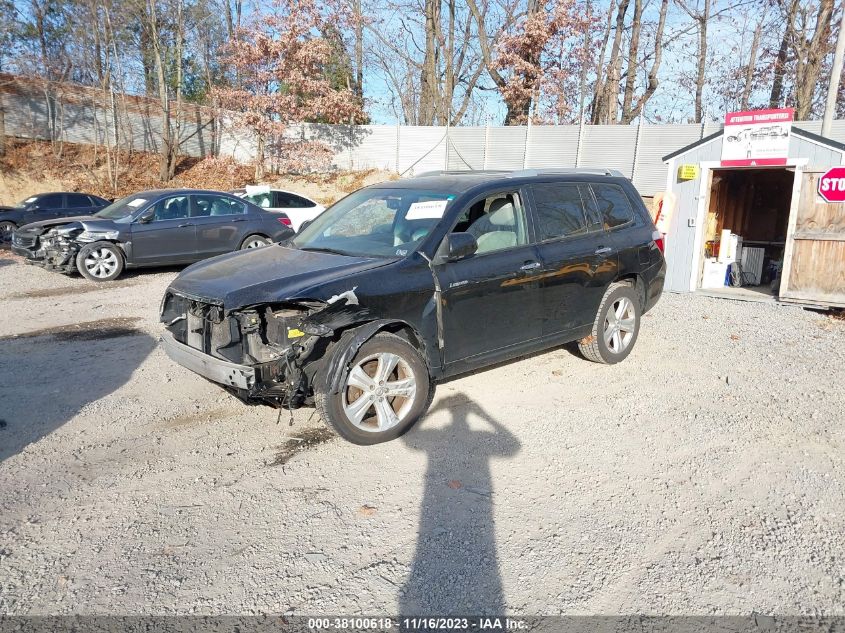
[509,168,625,178]
[414,169,511,177]
[412,168,625,178]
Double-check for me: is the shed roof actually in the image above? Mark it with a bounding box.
[661,125,845,162]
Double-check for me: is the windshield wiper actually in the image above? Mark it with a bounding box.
[299,246,349,256]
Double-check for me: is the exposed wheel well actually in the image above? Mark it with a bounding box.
[615,273,646,309]
[380,321,424,352]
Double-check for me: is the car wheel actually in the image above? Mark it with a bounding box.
[578,282,641,364]
[0,221,16,243]
[240,235,271,249]
[315,332,433,445]
[76,242,125,282]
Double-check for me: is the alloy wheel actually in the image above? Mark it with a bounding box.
[342,352,417,432]
[603,296,636,354]
[84,247,119,279]
[244,238,268,249]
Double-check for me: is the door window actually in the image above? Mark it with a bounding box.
[193,194,246,217]
[591,183,634,229]
[275,192,315,208]
[530,183,589,241]
[150,196,190,221]
[452,192,528,255]
[36,194,64,209]
[66,193,92,208]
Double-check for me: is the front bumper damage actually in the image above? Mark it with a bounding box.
[12,228,81,272]
[159,290,372,408]
[161,330,256,389]
[39,232,82,273]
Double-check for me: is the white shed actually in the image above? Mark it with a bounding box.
[661,126,845,309]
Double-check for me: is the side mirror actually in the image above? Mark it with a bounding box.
[442,232,477,262]
[299,220,312,232]
[137,209,154,224]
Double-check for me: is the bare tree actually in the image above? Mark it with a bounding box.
[677,0,711,123]
[740,11,766,110]
[792,0,834,119]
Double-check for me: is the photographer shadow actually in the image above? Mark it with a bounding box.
[400,394,521,615]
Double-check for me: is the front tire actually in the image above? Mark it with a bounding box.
[578,282,641,364]
[76,242,124,282]
[315,332,432,445]
[0,221,16,243]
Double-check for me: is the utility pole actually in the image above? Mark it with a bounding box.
[822,7,845,137]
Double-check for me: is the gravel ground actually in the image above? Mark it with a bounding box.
[0,247,844,616]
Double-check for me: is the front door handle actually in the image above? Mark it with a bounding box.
[595,246,613,255]
[232,218,246,222]
[178,222,195,228]
[520,261,541,271]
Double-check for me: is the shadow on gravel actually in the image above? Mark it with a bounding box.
[400,394,520,614]
[0,329,156,464]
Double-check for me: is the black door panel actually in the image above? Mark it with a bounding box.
[527,182,618,335]
[437,244,545,364]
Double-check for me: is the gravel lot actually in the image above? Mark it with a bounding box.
[1,246,844,616]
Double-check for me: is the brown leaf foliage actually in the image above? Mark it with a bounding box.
[0,140,255,199]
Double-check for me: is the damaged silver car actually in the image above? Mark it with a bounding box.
[161,170,666,444]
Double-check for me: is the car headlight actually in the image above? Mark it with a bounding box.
[77,230,119,241]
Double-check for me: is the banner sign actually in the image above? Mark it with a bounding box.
[721,108,793,167]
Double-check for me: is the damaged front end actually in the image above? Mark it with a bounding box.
[159,290,372,408]
[37,225,85,272]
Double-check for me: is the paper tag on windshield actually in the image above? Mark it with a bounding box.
[128,198,147,208]
[406,200,449,220]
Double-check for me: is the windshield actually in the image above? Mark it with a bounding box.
[291,187,455,258]
[14,196,38,209]
[95,195,150,221]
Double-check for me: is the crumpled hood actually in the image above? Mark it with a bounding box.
[17,216,110,234]
[167,245,393,310]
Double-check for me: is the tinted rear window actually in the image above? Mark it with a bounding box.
[592,183,634,229]
[531,183,588,241]
[275,192,314,208]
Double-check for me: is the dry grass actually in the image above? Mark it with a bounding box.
[0,139,398,205]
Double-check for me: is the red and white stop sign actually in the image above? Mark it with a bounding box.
[818,167,845,202]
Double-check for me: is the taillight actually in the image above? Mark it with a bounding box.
[653,230,665,253]
[277,217,292,227]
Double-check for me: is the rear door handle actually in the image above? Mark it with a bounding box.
[232,218,246,222]
[595,246,613,255]
[520,261,541,271]
[178,223,195,228]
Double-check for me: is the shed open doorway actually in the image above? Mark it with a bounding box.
[697,167,795,299]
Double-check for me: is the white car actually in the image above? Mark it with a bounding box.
[232,186,326,232]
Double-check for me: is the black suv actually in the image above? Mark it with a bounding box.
[161,169,665,444]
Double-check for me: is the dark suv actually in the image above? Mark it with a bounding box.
[160,169,665,444]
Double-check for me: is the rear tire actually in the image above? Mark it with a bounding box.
[76,242,124,282]
[578,282,641,364]
[315,332,433,445]
[240,234,271,250]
